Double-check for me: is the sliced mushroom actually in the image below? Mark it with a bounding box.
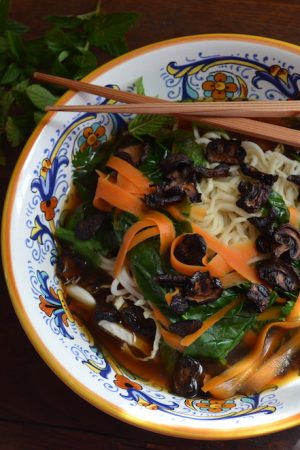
[258,259,300,292]
[236,181,272,213]
[160,153,193,178]
[169,319,202,337]
[173,234,207,266]
[240,162,278,186]
[144,181,186,209]
[120,305,156,338]
[273,224,300,260]
[172,356,205,398]
[115,142,149,167]
[75,211,106,241]
[56,251,89,283]
[245,284,271,312]
[169,294,190,315]
[248,209,278,232]
[95,302,121,323]
[183,271,223,303]
[255,233,274,254]
[205,139,246,165]
[195,163,230,179]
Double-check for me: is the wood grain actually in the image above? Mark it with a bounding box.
[1,0,300,448]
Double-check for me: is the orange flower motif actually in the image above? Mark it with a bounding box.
[114,374,142,391]
[79,125,106,152]
[202,72,238,100]
[40,196,58,221]
[269,65,289,84]
[40,158,52,178]
[196,398,236,413]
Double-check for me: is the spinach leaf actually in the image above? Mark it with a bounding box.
[55,227,103,270]
[128,114,175,140]
[72,132,129,201]
[138,138,170,182]
[184,309,256,360]
[182,288,242,322]
[128,239,174,317]
[262,191,290,225]
[172,129,207,166]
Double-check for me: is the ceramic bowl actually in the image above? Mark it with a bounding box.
[3,34,300,440]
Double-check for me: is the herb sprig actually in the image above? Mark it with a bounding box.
[0,0,139,164]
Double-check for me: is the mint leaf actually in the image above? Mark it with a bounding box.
[134,77,145,95]
[128,114,175,139]
[89,12,139,55]
[6,116,24,147]
[26,84,58,110]
[0,62,22,85]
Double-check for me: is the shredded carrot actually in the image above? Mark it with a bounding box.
[191,223,260,283]
[116,173,143,195]
[150,304,171,329]
[113,211,176,276]
[202,320,300,394]
[160,327,185,352]
[289,206,299,228]
[243,329,258,347]
[92,196,112,212]
[128,226,159,251]
[190,205,207,220]
[287,291,300,321]
[165,205,187,222]
[220,271,247,289]
[204,254,232,278]
[256,306,281,321]
[243,329,300,394]
[93,171,147,217]
[180,298,241,347]
[106,155,150,192]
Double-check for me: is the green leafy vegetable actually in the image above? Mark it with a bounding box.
[0,1,140,164]
[128,114,175,140]
[113,212,137,245]
[138,138,169,182]
[183,309,256,360]
[263,190,290,225]
[55,227,103,270]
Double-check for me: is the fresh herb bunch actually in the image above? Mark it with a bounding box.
[0,0,139,164]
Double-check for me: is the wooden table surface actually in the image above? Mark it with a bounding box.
[2,0,300,449]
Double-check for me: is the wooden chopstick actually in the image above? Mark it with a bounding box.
[34,72,300,148]
[45,101,300,118]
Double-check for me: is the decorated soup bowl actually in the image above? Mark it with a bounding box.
[3,34,300,440]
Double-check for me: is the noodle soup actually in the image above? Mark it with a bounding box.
[55,117,300,400]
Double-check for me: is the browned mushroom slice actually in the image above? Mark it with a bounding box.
[172,356,205,398]
[205,139,246,165]
[245,284,271,312]
[160,153,193,178]
[75,211,106,240]
[236,181,272,213]
[115,142,149,167]
[144,181,186,209]
[181,181,202,203]
[174,234,207,265]
[169,294,190,315]
[273,224,300,260]
[195,163,230,179]
[56,252,89,283]
[169,320,202,337]
[183,271,223,303]
[248,209,278,232]
[95,303,121,323]
[258,259,300,292]
[120,305,156,338]
[240,162,278,186]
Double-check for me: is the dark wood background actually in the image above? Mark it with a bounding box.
[1,0,300,449]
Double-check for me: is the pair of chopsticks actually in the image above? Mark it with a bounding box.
[34,72,300,148]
